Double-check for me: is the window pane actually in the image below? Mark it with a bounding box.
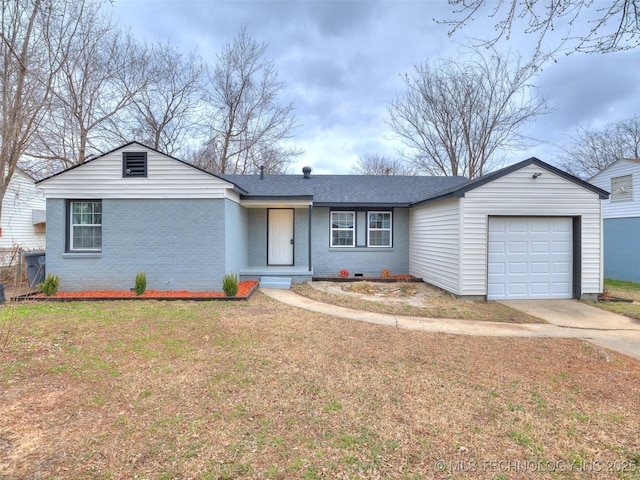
[332,230,353,246]
[369,213,390,228]
[70,201,102,250]
[369,230,390,246]
[332,212,353,228]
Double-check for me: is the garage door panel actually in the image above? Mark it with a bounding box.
[530,283,551,295]
[508,241,527,253]
[487,262,505,275]
[488,217,573,300]
[531,241,550,253]
[531,222,551,233]
[508,222,527,233]
[553,241,570,253]
[508,262,527,274]
[553,262,570,274]
[507,283,527,295]
[530,262,549,274]
[488,241,505,254]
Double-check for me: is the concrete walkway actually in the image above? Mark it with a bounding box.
[260,288,640,360]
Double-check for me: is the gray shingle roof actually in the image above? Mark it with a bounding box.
[220,173,471,206]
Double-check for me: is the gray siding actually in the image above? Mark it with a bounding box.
[225,200,248,275]
[247,209,267,266]
[46,198,230,292]
[311,207,410,277]
[603,217,640,283]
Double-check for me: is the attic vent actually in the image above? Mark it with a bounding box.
[611,174,632,202]
[123,151,147,178]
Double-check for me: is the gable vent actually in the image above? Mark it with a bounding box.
[123,151,148,178]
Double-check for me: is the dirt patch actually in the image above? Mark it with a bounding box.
[311,280,443,307]
[295,281,544,323]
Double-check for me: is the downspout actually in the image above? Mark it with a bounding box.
[308,204,313,272]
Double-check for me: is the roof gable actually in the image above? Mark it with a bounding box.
[589,158,640,182]
[37,142,239,199]
[413,158,609,206]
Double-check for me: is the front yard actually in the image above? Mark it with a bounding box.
[1,293,639,479]
[588,279,640,321]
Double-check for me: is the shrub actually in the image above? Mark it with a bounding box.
[134,272,147,295]
[222,273,239,297]
[39,274,61,297]
[338,269,349,278]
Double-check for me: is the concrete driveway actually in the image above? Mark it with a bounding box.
[498,299,640,360]
[262,289,640,361]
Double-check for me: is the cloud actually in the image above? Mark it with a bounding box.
[112,0,640,174]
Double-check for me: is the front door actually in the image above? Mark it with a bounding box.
[268,209,294,265]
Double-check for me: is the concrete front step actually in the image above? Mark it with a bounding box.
[260,276,292,290]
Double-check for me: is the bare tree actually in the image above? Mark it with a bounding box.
[195,27,301,174]
[1,0,86,216]
[31,3,149,170]
[351,153,416,175]
[116,41,205,156]
[442,0,640,54]
[560,115,640,178]
[387,49,548,179]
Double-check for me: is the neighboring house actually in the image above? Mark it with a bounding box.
[37,142,608,300]
[0,168,46,265]
[590,158,640,283]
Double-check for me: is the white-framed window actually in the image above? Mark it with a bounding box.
[611,174,633,202]
[330,211,355,247]
[69,200,102,251]
[330,210,393,247]
[368,211,392,247]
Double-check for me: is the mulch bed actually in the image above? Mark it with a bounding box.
[12,280,259,302]
[312,275,421,283]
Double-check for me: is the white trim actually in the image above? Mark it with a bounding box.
[330,211,355,247]
[69,200,102,252]
[367,211,392,247]
[240,199,312,208]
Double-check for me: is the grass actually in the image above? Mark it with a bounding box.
[586,278,640,320]
[293,282,543,323]
[1,293,639,478]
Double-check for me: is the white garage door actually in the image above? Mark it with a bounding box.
[488,218,573,300]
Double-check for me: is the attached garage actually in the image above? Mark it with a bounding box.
[487,217,573,300]
[410,158,609,301]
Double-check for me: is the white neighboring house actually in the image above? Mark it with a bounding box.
[590,158,640,283]
[0,169,46,265]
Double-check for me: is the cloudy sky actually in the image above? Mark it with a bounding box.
[112,0,640,174]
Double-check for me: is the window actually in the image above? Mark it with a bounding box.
[69,201,102,251]
[123,151,147,177]
[611,175,632,202]
[330,210,393,247]
[331,211,355,247]
[368,212,392,247]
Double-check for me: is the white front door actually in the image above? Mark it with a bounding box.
[268,209,294,265]
[487,217,573,300]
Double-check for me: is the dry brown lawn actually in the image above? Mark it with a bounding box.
[587,280,640,321]
[293,281,543,323]
[1,293,639,479]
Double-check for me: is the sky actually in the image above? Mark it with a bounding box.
[111,0,640,175]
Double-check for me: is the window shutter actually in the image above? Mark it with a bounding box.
[123,152,148,177]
